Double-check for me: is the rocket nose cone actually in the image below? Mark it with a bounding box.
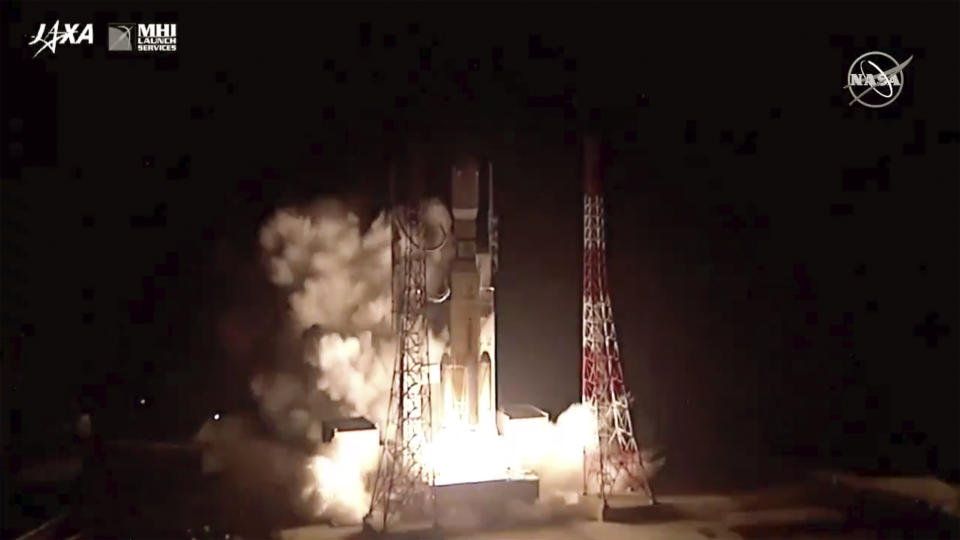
[454,153,480,173]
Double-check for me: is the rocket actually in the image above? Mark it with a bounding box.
[443,154,497,429]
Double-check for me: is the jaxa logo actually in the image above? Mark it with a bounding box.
[28,21,94,57]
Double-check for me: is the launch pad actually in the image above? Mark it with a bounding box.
[435,476,540,523]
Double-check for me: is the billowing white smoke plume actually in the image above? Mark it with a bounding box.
[522,403,665,501]
[253,198,452,524]
[304,425,381,524]
[198,196,662,528]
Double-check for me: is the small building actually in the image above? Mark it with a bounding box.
[497,403,549,436]
[320,417,377,444]
[497,404,551,474]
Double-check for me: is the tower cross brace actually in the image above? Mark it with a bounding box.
[581,136,656,507]
[366,195,435,532]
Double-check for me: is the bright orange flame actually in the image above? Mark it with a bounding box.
[305,403,604,523]
[425,420,516,486]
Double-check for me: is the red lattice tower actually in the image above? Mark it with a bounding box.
[366,160,436,532]
[581,136,656,506]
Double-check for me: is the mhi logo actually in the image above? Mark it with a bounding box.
[108,23,177,53]
[138,23,177,52]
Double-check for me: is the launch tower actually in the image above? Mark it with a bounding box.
[366,154,437,532]
[580,136,657,507]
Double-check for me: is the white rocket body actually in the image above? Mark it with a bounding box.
[444,156,497,429]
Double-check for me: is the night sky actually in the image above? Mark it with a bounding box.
[3,2,958,485]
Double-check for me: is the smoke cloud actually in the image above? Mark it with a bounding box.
[197,195,661,528]
[252,197,452,523]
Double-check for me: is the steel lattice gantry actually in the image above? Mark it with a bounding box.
[581,136,656,507]
[366,201,435,532]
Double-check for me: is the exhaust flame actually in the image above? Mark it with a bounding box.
[426,423,512,486]
[424,402,601,491]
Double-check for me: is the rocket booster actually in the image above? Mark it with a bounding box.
[446,155,481,426]
[443,154,496,428]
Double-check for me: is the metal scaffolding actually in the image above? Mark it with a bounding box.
[581,136,656,507]
[366,185,435,532]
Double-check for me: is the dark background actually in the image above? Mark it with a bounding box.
[3,1,958,488]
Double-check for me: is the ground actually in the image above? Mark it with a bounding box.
[6,443,959,540]
[278,473,960,540]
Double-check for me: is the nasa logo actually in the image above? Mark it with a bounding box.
[844,51,914,109]
[28,21,94,58]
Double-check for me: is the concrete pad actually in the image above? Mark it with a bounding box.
[602,501,684,524]
[277,525,360,540]
[276,479,960,540]
[724,507,845,529]
[821,472,960,517]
